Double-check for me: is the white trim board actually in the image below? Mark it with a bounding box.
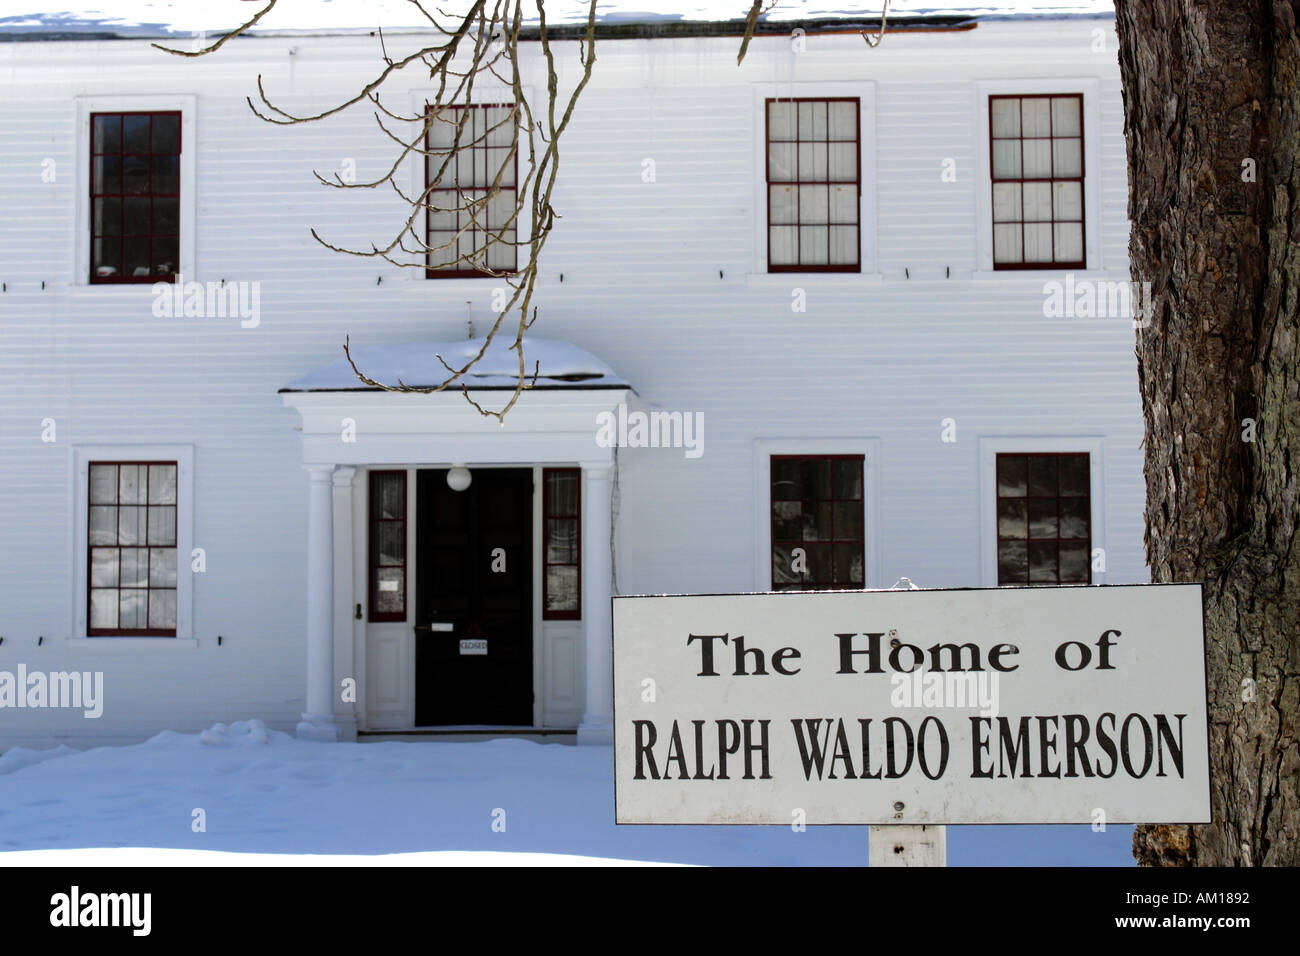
[976,435,1106,588]
[748,81,880,280]
[73,95,198,289]
[405,82,538,290]
[752,438,883,593]
[69,444,196,643]
[973,77,1103,276]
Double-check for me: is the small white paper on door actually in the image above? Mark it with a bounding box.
[378,580,399,592]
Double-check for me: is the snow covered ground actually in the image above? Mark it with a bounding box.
[0,720,1133,866]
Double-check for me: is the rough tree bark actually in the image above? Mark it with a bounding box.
[1115,1,1299,866]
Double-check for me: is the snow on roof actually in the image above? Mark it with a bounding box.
[1,1,1115,40]
[280,335,629,392]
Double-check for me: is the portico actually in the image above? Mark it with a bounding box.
[279,337,631,745]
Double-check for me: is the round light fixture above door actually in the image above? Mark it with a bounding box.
[446,464,472,492]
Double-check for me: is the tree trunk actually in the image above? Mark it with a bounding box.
[1114,1,1299,866]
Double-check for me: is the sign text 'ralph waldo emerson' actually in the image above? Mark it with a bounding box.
[612,585,1209,825]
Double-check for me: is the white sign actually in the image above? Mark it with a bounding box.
[613,584,1209,825]
[459,639,488,656]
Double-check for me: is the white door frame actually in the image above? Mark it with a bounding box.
[282,387,629,741]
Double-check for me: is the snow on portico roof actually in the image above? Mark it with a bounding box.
[279,336,630,393]
[1,1,1115,40]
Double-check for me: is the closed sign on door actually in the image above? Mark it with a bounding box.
[460,622,487,655]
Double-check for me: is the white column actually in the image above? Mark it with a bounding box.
[577,462,613,745]
[331,466,358,741]
[297,464,340,741]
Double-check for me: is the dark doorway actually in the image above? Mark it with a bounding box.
[415,468,533,725]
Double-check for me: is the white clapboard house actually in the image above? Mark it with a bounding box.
[0,0,1143,750]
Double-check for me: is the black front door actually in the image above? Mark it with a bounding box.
[415,468,533,725]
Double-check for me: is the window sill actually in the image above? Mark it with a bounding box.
[67,637,198,648]
[63,282,180,296]
[401,274,517,290]
[745,271,883,287]
[970,269,1125,282]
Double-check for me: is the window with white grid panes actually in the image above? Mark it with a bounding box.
[990,94,1085,268]
[766,99,860,272]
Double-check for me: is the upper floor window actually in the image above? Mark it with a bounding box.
[770,455,864,590]
[425,103,518,278]
[990,94,1084,269]
[88,462,178,635]
[765,98,860,273]
[90,112,180,283]
[995,453,1090,585]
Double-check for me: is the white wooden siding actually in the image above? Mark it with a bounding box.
[0,20,1146,748]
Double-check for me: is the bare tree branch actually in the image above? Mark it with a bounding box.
[152,0,278,57]
[862,0,892,48]
[168,0,599,421]
[736,1,773,66]
[735,0,892,64]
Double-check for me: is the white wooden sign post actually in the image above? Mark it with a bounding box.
[611,583,1209,865]
[868,823,946,867]
[868,578,945,866]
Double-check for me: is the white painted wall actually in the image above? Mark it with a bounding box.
[0,19,1146,749]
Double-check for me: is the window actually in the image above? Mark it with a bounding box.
[996,453,1091,585]
[368,471,407,622]
[543,468,580,619]
[765,98,860,272]
[425,103,518,277]
[770,456,864,590]
[87,462,178,635]
[990,94,1084,269]
[90,112,181,283]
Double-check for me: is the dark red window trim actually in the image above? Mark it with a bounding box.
[988,93,1086,271]
[995,452,1091,586]
[87,460,178,637]
[368,470,408,622]
[770,454,865,591]
[765,97,861,274]
[424,102,519,279]
[89,111,182,284]
[542,467,581,620]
